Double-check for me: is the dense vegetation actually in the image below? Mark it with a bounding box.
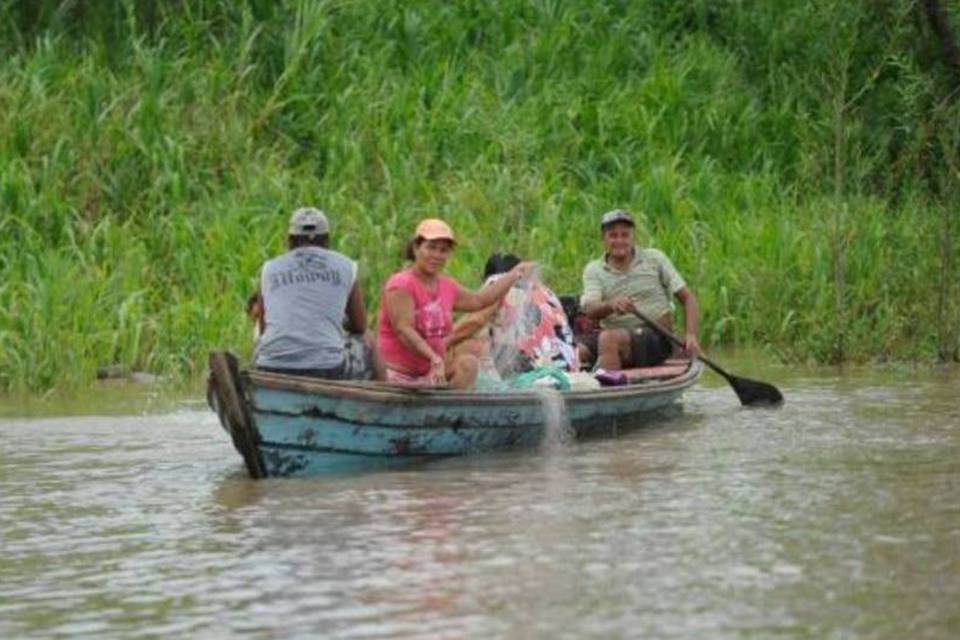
[1,0,958,392]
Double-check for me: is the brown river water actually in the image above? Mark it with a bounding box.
[1,361,958,638]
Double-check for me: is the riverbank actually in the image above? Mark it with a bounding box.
[3,349,956,418]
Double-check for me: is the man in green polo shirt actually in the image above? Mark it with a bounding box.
[579,209,701,370]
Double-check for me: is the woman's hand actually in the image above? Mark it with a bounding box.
[428,354,446,386]
[459,261,539,313]
[509,261,537,283]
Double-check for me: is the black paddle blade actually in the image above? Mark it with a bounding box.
[729,375,784,407]
[629,308,784,407]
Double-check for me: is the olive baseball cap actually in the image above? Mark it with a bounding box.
[288,207,330,236]
[600,209,635,229]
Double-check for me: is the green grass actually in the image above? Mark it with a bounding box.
[1,0,958,392]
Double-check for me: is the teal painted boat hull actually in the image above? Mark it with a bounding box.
[208,352,702,478]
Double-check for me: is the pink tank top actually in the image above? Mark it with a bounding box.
[378,270,460,376]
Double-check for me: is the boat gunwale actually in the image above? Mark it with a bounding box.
[245,361,702,406]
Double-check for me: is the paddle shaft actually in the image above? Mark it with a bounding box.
[630,308,784,406]
[630,309,734,381]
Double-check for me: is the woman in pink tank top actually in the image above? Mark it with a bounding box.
[378,219,532,389]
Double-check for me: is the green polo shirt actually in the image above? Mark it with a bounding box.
[580,247,686,331]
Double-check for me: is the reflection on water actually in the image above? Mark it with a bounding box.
[1,364,959,638]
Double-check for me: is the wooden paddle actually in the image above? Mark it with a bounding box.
[631,309,784,406]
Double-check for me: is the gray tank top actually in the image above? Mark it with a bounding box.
[254,246,357,370]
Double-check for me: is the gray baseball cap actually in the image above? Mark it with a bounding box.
[600,209,635,229]
[288,207,330,236]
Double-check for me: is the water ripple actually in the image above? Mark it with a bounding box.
[2,369,959,638]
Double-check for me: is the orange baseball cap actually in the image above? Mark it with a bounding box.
[415,218,456,244]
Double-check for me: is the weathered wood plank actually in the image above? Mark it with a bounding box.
[209,351,265,479]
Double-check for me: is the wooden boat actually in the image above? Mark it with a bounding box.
[208,351,702,478]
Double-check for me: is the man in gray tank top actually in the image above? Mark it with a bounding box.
[254,207,371,379]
